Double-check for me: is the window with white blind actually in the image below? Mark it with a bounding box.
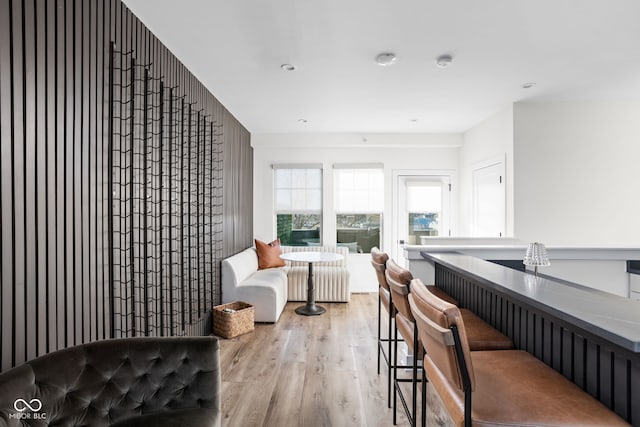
[405,178,448,240]
[274,166,322,246]
[334,166,384,253]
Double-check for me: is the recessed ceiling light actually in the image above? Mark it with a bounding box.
[522,82,536,89]
[281,64,296,71]
[298,118,308,123]
[375,53,397,66]
[436,54,453,68]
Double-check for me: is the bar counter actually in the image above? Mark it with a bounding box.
[421,251,640,425]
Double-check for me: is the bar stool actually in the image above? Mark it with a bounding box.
[371,248,456,409]
[385,259,423,427]
[385,263,514,427]
[370,247,394,408]
[408,281,629,427]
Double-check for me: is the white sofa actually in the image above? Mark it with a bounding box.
[220,248,288,323]
[220,246,350,323]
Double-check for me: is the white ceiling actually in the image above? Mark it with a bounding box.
[123,0,640,134]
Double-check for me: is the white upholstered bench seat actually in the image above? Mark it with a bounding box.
[221,245,350,323]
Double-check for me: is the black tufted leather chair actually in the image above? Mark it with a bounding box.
[0,337,221,427]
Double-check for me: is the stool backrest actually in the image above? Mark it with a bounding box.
[385,259,414,322]
[408,278,476,393]
[370,247,390,291]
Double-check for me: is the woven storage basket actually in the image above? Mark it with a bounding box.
[213,301,254,338]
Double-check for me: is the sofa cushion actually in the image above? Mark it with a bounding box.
[255,239,286,270]
[237,268,288,322]
[248,267,288,286]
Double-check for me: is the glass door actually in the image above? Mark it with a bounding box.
[394,174,451,266]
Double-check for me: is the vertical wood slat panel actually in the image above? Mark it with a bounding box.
[93,0,103,342]
[44,0,57,355]
[12,0,27,367]
[54,0,66,353]
[631,359,640,425]
[108,4,239,336]
[81,0,91,345]
[600,349,613,408]
[1,0,252,372]
[0,0,12,371]
[86,0,95,343]
[613,353,628,421]
[63,0,73,349]
[24,0,37,363]
[574,334,586,389]
[34,0,48,358]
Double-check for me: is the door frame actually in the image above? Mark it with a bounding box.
[392,169,456,264]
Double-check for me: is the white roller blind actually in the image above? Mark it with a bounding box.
[274,168,322,213]
[406,181,442,212]
[334,169,384,213]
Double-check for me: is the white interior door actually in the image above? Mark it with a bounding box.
[472,161,505,237]
[394,174,450,266]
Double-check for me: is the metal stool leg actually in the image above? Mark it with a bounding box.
[377,292,382,375]
[393,323,398,425]
[388,296,394,408]
[421,367,427,427]
[412,326,418,427]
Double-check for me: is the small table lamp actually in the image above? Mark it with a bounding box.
[523,242,550,276]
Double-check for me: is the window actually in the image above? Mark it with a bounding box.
[334,166,384,253]
[274,166,322,246]
[405,178,448,242]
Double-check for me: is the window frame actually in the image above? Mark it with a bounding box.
[273,164,323,246]
[333,165,384,253]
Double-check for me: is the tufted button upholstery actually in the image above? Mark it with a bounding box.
[0,337,220,426]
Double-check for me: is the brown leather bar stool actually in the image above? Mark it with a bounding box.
[410,279,513,352]
[385,263,513,427]
[370,247,394,408]
[372,248,458,411]
[408,281,629,427]
[385,259,424,427]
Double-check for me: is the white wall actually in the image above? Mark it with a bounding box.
[252,133,462,291]
[513,101,640,245]
[459,106,514,236]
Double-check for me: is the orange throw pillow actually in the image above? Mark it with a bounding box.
[255,239,286,270]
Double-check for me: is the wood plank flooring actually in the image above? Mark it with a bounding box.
[218,293,412,427]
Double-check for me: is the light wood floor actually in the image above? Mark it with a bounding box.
[218,293,412,427]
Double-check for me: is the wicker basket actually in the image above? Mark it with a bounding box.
[212,301,254,338]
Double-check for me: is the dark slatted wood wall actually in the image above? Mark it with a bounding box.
[435,263,640,425]
[0,0,252,372]
[223,109,253,258]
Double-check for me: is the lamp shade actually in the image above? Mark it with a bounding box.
[523,242,550,267]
